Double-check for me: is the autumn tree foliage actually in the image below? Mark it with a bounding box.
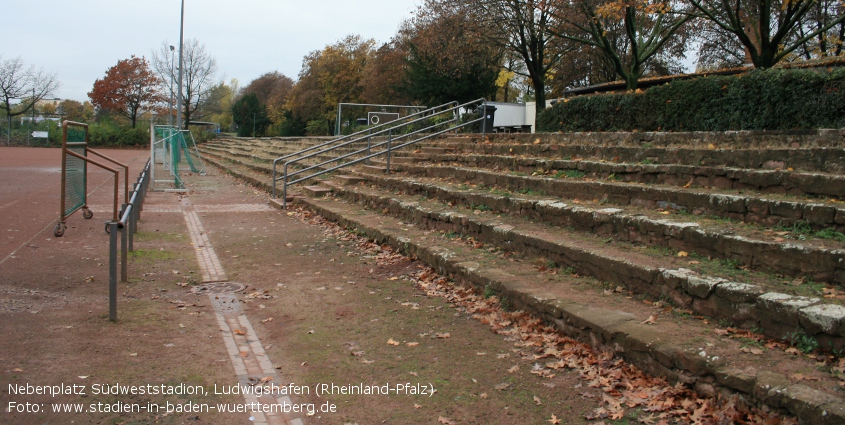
[401,6,503,105]
[88,56,163,128]
[287,35,375,136]
[688,0,845,68]
[547,0,695,90]
[240,71,294,126]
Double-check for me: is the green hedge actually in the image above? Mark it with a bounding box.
[537,67,845,132]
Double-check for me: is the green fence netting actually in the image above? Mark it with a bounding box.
[63,125,87,217]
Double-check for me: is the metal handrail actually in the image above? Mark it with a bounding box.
[278,98,488,208]
[272,101,459,197]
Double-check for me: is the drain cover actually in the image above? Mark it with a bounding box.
[191,282,246,294]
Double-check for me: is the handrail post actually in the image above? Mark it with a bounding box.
[481,100,487,140]
[282,162,289,210]
[272,160,277,199]
[366,128,371,165]
[386,129,392,175]
[120,204,128,283]
[108,221,118,322]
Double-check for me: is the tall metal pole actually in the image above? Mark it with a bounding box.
[175,0,185,129]
[169,45,175,127]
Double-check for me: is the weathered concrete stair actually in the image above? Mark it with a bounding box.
[316,175,845,350]
[293,190,845,425]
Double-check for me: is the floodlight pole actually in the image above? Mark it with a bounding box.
[175,0,185,129]
[169,45,175,127]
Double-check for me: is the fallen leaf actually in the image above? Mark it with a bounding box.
[260,318,273,323]
[234,329,246,335]
[480,393,488,399]
[12,368,23,373]
[435,332,451,339]
[406,342,420,347]
[642,315,657,325]
[494,383,511,390]
[414,403,422,409]
[534,395,542,405]
[351,351,365,357]
[129,353,138,357]
[548,414,561,424]
[677,251,689,257]
[259,376,273,384]
[438,416,456,425]
[507,365,520,373]
[387,338,400,346]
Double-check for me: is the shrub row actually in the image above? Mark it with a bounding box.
[536,67,845,132]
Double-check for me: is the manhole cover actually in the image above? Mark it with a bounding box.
[191,282,246,294]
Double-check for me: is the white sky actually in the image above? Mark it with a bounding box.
[1,0,419,102]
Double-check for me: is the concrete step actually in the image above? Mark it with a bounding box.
[360,165,387,174]
[302,185,332,197]
[345,171,845,284]
[408,153,845,198]
[295,192,845,425]
[422,147,449,154]
[322,178,845,351]
[425,138,845,174]
[387,156,419,164]
[335,175,366,185]
[389,162,845,232]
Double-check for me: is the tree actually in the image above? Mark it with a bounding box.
[151,39,223,128]
[287,35,375,136]
[548,0,696,90]
[88,56,163,128]
[240,71,295,130]
[401,7,503,105]
[360,35,415,106]
[231,93,270,137]
[437,0,570,113]
[57,100,95,123]
[0,56,59,143]
[688,0,845,68]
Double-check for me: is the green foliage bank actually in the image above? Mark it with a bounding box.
[537,67,845,132]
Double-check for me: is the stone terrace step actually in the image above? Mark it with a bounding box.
[422,139,845,174]
[294,192,845,425]
[408,152,845,198]
[318,176,845,350]
[380,162,845,232]
[342,170,845,285]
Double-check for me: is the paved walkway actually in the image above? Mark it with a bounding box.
[147,196,303,425]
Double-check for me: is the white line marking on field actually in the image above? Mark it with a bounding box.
[179,198,302,425]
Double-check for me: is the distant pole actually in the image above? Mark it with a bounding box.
[175,0,185,129]
[169,45,175,127]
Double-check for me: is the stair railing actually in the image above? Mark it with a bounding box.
[276,98,489,208]
[272,101,457,197]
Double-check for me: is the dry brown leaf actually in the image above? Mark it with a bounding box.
[438,416,456,425]
[534,395,542,405]
[480,392,488,399]
[435,332,451,339]
[259,376,273,384]
[234,329,246,335]
[414,403,422,409]
[387,338,400,346]
[494,383,511,390]
[260,317,273,323]
[548,414,561,424]
[406,342,419,347]
[642,315,657,325]
[507,365,520,373]
[677,251,689,257]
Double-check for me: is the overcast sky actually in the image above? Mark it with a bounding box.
[1,0,419,102]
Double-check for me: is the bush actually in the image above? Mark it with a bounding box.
[537,67,845,132]
[87,122,148,147]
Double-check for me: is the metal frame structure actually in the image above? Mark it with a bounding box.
[274,99,489,208]
[55,121,128,237]
[150,124,205,191]
[335,103,427,136]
